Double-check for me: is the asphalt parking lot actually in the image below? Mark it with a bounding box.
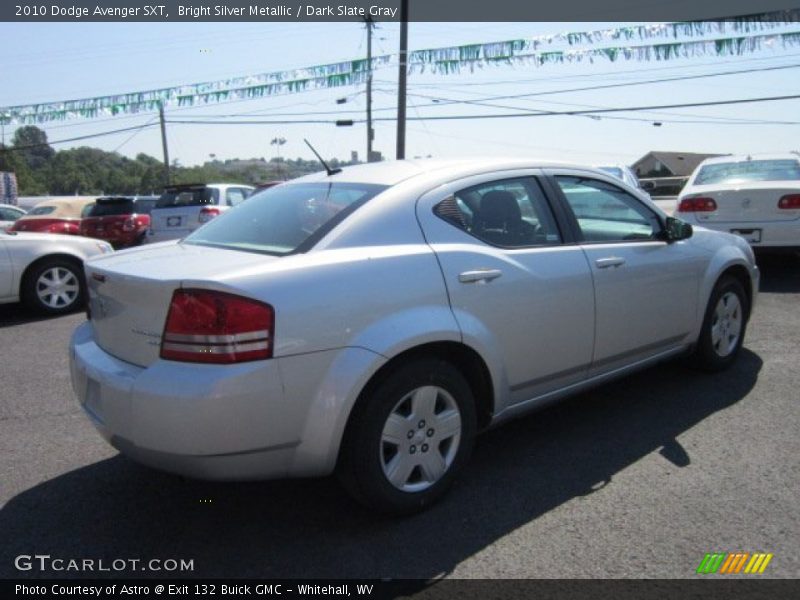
[0,253,798,580]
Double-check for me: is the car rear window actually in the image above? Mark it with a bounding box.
[156,187,219,208]
[29,206,56,216]
[184,182,387,256]
[695,159,800,185]
[133,198,157,214]
[88,198,135,217]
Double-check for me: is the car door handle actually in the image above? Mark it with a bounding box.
[458,269,503,284]
[595,257,626,269]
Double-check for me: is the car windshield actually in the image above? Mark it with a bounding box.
[695,159,800,185]
[156,187,218,208]
[29,206,56,216]
[184,182,388,256]
[89,199,135,217]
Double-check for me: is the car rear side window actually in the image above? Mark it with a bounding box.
[184,182,387,256]
[435,177,562,248]
[556,176,659,243]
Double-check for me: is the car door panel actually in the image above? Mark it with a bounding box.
[416,170,595,410]
[0,238,12,299]
[549,170,704,374]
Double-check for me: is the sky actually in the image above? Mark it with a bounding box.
[1,20,800,167]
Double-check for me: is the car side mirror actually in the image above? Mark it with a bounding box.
[663,216,693,242]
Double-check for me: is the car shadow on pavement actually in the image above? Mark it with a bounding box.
[0,303,82,328]
[0,349,762,585]
[757,251,800,294]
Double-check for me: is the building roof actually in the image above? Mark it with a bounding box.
[633,151,725,177]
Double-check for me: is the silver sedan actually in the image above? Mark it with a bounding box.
[69,159,759,514]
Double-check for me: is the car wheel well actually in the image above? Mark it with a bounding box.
[21,254,84,289]
[338,342,494,466]
[718,265,752,320]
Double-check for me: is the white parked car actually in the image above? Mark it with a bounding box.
[1,230,113,314]
[147,183,255,243]
[70,159,758,514]
[677,153,800,249]
[0,204,26,230]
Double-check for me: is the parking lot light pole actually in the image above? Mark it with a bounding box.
[396,0,408,160]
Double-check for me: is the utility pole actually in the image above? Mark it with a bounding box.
[158,102,171,186]
[396,0,408,160]
[365,16,375,162]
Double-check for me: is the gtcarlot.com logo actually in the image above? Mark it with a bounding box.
[697,552,773,574]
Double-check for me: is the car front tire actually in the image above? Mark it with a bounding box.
[22,258,86,315]
[692,276,749,371]
[338,358,477,515]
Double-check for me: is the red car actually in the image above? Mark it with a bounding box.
[80,196,157,248]
[10,198,95,235]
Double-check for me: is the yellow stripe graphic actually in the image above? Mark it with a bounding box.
[758,554,773,573]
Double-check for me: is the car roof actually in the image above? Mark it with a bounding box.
[290,158,609,187]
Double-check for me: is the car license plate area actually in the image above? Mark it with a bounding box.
[730,228,761,243]
[166,216,182,227]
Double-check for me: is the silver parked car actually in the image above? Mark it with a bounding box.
[1,229,113,314]
[70,159,758,514]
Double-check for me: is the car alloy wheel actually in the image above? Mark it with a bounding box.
[710,291,743,358]
[380,385,462,492]
[338,358,476,514]
[36,266,80,310]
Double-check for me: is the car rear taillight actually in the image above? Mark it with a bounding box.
[160,289,274,364]
[198,207,221,223]
[778,194,800,209]
[677,197,718,212]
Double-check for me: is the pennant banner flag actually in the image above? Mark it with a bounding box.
[2,9,799,124]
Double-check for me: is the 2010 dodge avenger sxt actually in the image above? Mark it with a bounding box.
[70,159,759,514]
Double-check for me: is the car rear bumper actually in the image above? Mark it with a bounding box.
[69,321,383,481]
[681,215,800,247]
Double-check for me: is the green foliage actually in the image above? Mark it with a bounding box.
[1,126,359,196]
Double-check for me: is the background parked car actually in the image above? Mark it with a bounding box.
[147,183,255,243]
[70,159,758,514]
[80,196,157,248]
[1,229,113,314]
[595,164,646,192]
[9,197,95,235]
[677,153,800,250]
[0,204,26,231]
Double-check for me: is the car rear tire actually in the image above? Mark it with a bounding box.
[691,276,748,371]
[22,258,86,315]
[338,358,477,515]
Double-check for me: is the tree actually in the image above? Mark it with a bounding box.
[11,125,55,171]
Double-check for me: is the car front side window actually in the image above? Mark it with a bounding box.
[555,176,660,243]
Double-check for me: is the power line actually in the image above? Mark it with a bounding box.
[165,93,800,125]
[0,123,160,151]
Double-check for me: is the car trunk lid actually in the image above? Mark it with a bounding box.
[85,242,277,367]
[682,182,800,223]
